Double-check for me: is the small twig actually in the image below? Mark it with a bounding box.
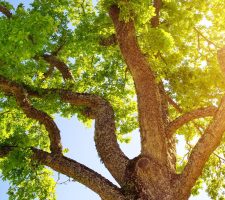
[197,31,200,51]
[166,93,211,134]
[214,153,225,163]
[0,110,11,115]
[43,66,55,79]
[80,0,86,16]
[194,27,220,49]
[57,178,71,185]
[158,51,168,65]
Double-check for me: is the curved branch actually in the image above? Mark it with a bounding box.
[0,75,62,154]
[0,146,126,200]
[0,5,12,18]
[166,106,217,137]
[1,8,73,82]
[0,78,129,185]
[42,54,74,81]
[176,95,225,198]
[57,90,129,185]
[109,5,167,164]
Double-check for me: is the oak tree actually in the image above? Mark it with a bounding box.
[0,0,225,199]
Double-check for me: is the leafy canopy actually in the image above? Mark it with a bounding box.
[0,0,225,199]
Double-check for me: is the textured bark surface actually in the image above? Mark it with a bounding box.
[110,5,168,167]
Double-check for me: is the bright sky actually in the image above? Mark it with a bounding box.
[0,0,211,199]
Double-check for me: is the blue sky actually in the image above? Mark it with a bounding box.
[0,0,210,199]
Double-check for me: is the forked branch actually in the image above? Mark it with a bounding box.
[0,75,62,154]
[1,7,74,83]
[99,34,117,46]
[0,77,129,185]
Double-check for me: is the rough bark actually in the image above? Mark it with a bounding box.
[59,90,129,185]
[0,146,126,200]
[109,5,168,166]
[0,76,129,185]
[109,5,177,199]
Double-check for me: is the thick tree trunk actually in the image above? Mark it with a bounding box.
[122,157,175,200]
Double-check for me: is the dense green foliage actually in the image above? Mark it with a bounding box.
[1,0,225,199]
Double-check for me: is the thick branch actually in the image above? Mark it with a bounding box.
[109,6,167,164]
[42,54,74,81]
[166,106,217,137]
[151,0,162,28]
[0,147,126,200]
[0,75,62,154]
[0,5,12,18]
[177,96,225,198]
[0,80,129,185]
[56,90,129,185]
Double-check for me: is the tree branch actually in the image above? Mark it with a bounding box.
[0,146,126,200]
[0,6,73,83]
[54,90,129,185]
[0,75,62,154]
[166,93,207,133]
[194,27,219,48]
[0,5,12,18]
[166,106,217,137]
[176,46,225,197]
[165,93,183,113]
[109,5,167,164]
[151,0,162,28]
[1,7,73,82]
[176,96,225,198]
[0,78,129,185]
[42,54,74,81]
